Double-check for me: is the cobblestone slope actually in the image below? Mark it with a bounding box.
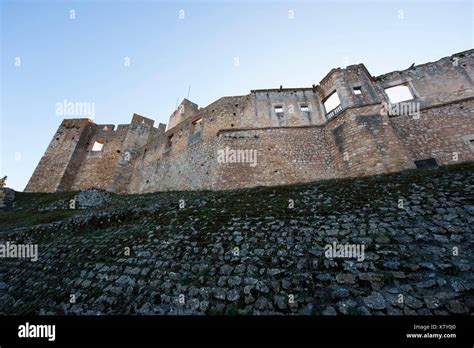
[0,163,473,315]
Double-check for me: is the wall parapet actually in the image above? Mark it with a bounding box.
[25,49,474,193]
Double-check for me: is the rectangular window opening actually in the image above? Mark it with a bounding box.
[323,90,341,113]
[274,105,284,114]
[300,104,310,112]
[92,140,104,152]
[353,87,362,95]
[384,84,414,104]
[191,117,203,134]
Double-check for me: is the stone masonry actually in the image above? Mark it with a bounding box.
[25,50,474,193]
[1,163,473,315]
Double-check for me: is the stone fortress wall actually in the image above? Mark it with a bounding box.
[25,50,474,193]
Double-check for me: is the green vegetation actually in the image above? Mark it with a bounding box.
[0,162,472,234]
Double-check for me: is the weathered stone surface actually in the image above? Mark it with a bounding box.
[24,50,474,194]
[116,276,135,287]
[336,273,357,285]
[75,189,109,207]
[1,161,472,315]
[364,292,386,310]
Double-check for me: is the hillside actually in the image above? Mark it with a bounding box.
[0,163,473,315]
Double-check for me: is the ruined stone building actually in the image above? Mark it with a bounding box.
[25,50,474,193]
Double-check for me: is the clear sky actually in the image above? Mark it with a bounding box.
[1,0,473,191]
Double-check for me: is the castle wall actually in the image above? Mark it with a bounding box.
[213,126,335,190]
[107,115,158,193]
[390,98,474,165]
[375,50,474,107]
[127,96,248,193]
[323,104,416,178]
[70,124,129,191]
[25,49,474,194]
[128,132,216,192]
[24,119,95,192]
[243,89,325,128]
[201,96,250,138]
[167,99,199,130]
[160,96,247,157]
[129,125,336,193]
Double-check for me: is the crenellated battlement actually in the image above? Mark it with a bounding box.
[25,50,474,193]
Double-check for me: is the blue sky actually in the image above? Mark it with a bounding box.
[1,0,472,191]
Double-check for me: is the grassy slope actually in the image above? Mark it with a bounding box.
[1,162,473,233]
